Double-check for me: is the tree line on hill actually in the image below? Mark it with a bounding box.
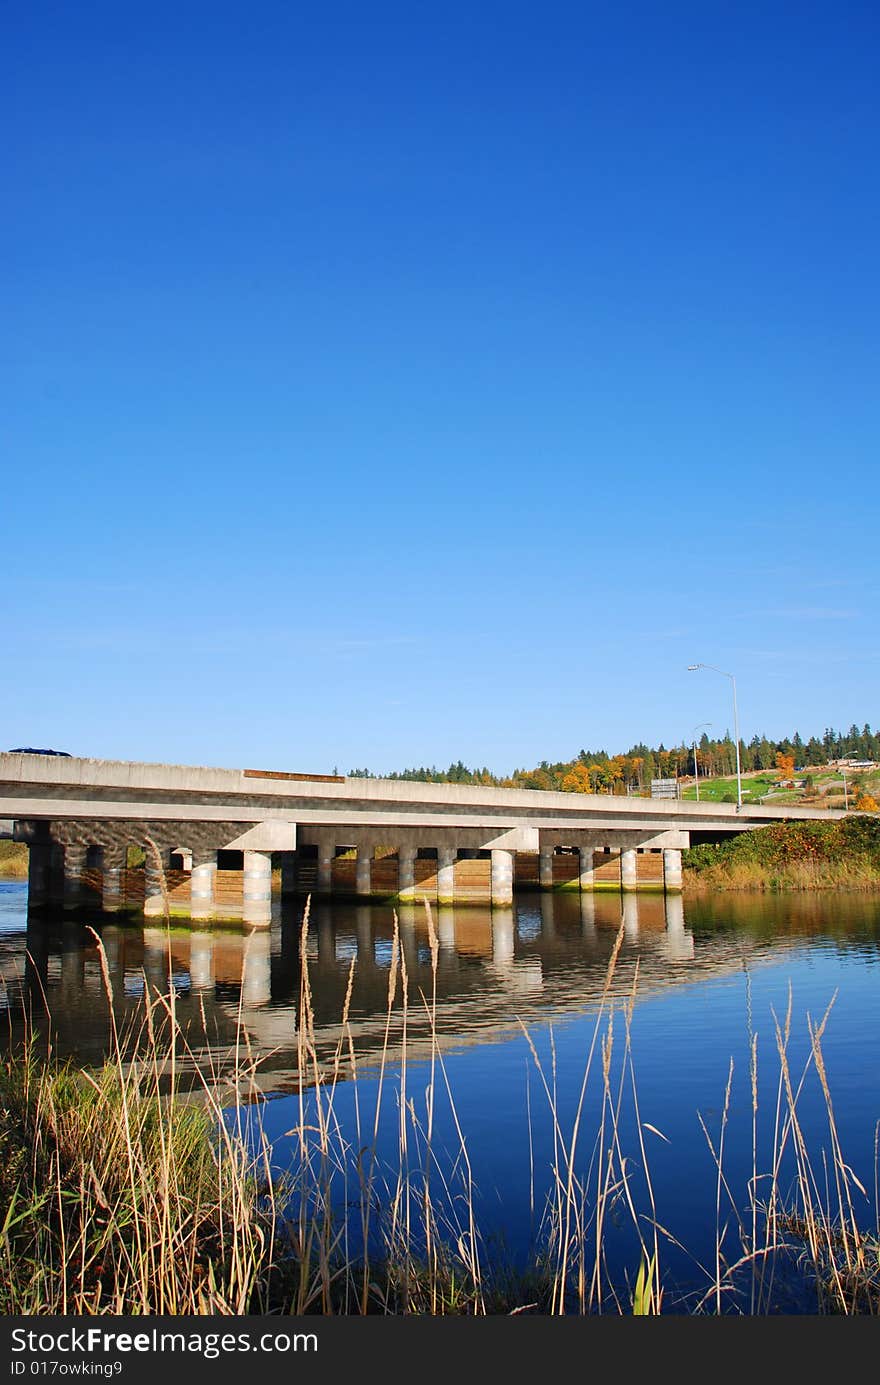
[347,723,880,795]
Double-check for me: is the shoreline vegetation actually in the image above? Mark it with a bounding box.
[1,911,879,1315]
[0,842,28,878]
[683,817,880,893]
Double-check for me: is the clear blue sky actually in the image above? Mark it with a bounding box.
[3,2,877,774]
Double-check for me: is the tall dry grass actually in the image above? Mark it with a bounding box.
[684,858,880,893]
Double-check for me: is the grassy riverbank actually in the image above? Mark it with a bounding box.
[683,816,880,893]
[0,841,28,878]
[2,914,879,1315]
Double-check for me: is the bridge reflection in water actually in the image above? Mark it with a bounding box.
[3,889,825,1095]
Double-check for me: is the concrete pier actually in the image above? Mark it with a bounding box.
[63,844,86,913]
[102,847,125,913]
[398,847,416,902]
[317,847,333,896]
[578,846,595,892]
[663,848,683,892]
[191,852,217,921]
[491,848,514,906]
[27,841,50,911]
[437,847,455,906]
[355,847,371,899]
[143,851,165,918]
[242,850,272,927]
[621,847,638,893]
[539,848,554,891]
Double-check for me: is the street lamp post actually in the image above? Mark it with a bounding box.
[688,664,743,810]
[692,722,712,802]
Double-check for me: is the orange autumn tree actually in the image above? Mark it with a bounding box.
[560,763,592,794]
[776,750,795,782]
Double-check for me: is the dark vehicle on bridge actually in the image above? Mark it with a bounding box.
[7,748,72,756]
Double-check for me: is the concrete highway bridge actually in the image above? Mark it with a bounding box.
[0,751,843,926]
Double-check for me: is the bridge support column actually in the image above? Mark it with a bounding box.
[317,846,333,896]
[539,848,554,891]
[63,844,87,913]
[491,849,514,907]
[27,842,50,912]
[280,853,297,898]
[102,847,126,913]
[48,844,65,908]
[243,851,272,927]
[356,848,372,899]
[437,848,455,906]
[144,850,166,918]
[578,846,595,892]
[663,848,683,893]
[398,847,416,902]
[191,853,217,921]
[621,848,638,892]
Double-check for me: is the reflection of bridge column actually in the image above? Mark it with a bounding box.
[491,909,515,966]
[578,846,595,893]
[622,893,639,941]
[621,848,638,893]
[539,847,554,891]
[102,846,126,913]
[437,907,456,953]
[141,930,168,994]
[579,891,597,937]
[317,913,335,967]
[491,850,514,907]
[63,844,87,913]
[191,852,217,922]
[189,932,215,990]
[663,848,683,893]
[356,907,373,964]
[398,848,416,902]
[540,894,556,938]
[27,842,50,912]
[101,925,123,990]
[399,911,418,973]
[25,916,49,997]
[437,848,455,906]
[242,930,272,1006]
[243,851,272,927]
[60,923,86,998]
[664,894,693,960]
[356,848,372,899]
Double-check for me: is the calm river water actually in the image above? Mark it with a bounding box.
[2,879,879,1308]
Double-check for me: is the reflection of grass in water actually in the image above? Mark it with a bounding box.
[1,896,878,1314]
